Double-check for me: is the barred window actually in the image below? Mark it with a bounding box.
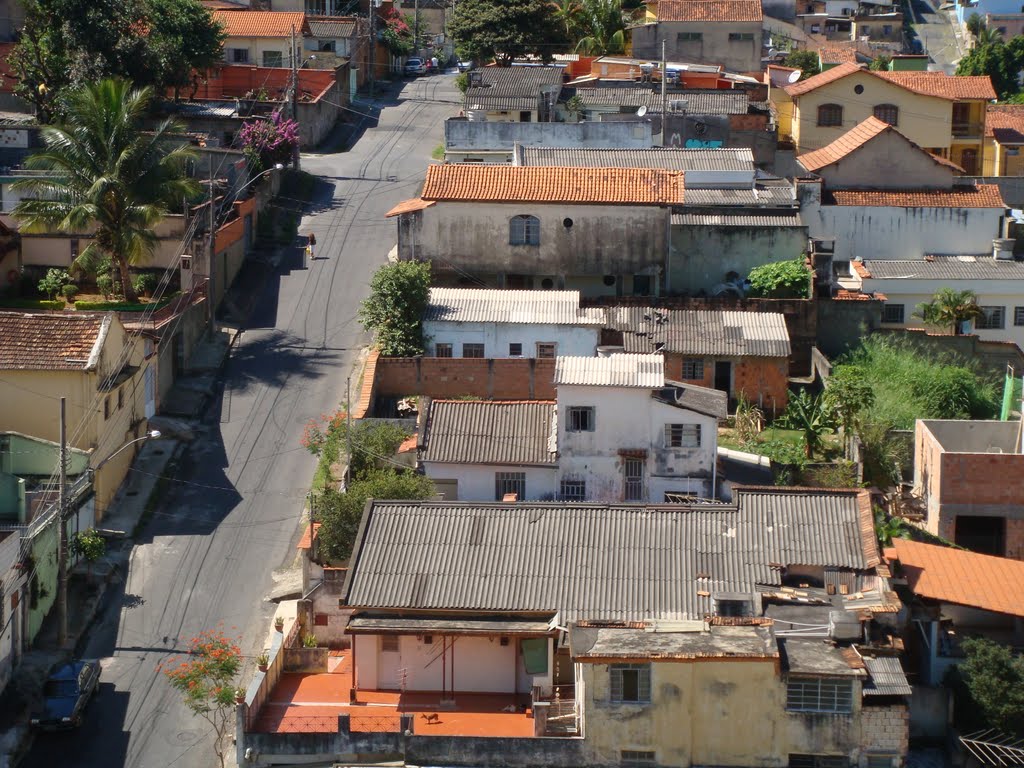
[665,423,701,448]
[610,664,651,703]
[873,103,899,126]
[537,342,557,358]
[509,215,540,245]
[622,751,657,767]
[381,635,399,652]
[560,478,586,501]
[463,343,485,358]
[567,406,595,432]
[786,677,854,713]
[435,343,453,358]
[882,304,904,324]
[729,32,754,40]
[1014,307,1024,326]
[681,359,704,380]
[817,103,843,127]
[495,472,526,500]
[677,32,702,41]
[977,306,1005,330]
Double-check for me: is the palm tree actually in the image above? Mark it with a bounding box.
[575,0,629,55]
[13,79,199,302]
[913,288,985,335]
[974,26,1003,46]
[782,389,833,459]
[966,12,985,38]
[549,0,583,39]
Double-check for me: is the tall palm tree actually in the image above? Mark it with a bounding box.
[549,0,583,39]
[974,26,1003,46]
[13,79,199,302]
[575,0,629,55]
[913,288,985,335]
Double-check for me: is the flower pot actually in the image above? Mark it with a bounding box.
[258,663,268,672]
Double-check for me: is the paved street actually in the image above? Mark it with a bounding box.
[21,74,459,768]
[908,0,963,73]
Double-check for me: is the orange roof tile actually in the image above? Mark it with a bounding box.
[818,46,859,64]
[784,61,862,97]
[785,62,996,100]
[851,260,872,278]
[798,117,964,173]
[828,183,1005,208]
[384,197,436,217]
[986,103,1024,143]
[421,164,685,205]
[0,312,108,371]
[655,0,762,22]
[212,10,309,38]
[891,538,1024,617]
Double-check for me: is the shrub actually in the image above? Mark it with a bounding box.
[746,258,811,299]
[37,268,72,300]
[132,272,159,297]
[61,284,79,301]
[96,270,118,299]
[239,110,298,172]
[75,296,175,311]
[0,298,65,310]
[359,261,431,356]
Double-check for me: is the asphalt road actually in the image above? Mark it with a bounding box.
[22,73,459,768]
[908,0,963,74]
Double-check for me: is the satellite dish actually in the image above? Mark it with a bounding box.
[636,105,648,117]
[788,69,802,84]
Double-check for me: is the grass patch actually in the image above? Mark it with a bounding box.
[431,143,445,160]
[718,426,843,461]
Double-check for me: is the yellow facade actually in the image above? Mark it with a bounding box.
[984,137,1024,176]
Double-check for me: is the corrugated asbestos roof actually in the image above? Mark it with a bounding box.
[604,308,792,357]
[424,288,605,325]
[656,380,729,418]
[565,86,750,115]
[307,16,358,37]
[342,488,877,621]
[860,257,1024,281]
[683,185,795,206]
[519,146,754,171]
[672,212,803,226]
[420,400,557,466]
[554,353,665,387]
[863,656,912,696]
[471,65,565,97]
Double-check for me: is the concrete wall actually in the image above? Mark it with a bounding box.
[444,118,655,152]
[669,222,808,295]
[222,37,293,67]
[423,320,599,359]
[813,128,955,190]
[422,462,558,501]
[632,21,764,73]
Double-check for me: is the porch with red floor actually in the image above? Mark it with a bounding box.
[250,651,536,737]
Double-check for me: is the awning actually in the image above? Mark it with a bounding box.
[384,197,436,217]
[347,615,556,636]
[863,656,912,697]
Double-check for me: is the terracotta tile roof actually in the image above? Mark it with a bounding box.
[798,117,963,173]
[827,183,1005,208]
[891,538,1024,618]
[786,62,996,100]
[986,104,1024,143]
[851,260,872,278]
[655,0,763,22]
[297,522,321,550]
[0,312,109,371]
[212,10,309,38]
[421,164,685,205]
[384,197,435,217]
[818,46,859,64]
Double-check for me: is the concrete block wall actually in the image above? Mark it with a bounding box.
[860,703,909,757]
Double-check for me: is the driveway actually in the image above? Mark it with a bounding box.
[20,73,458,768]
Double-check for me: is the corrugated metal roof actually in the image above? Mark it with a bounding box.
[424,288,605,325]
[471,65,565,97]
[566,87,750,115]
[604,308,791,358]
[518,146,754,171]
[554,353,665,387]
[861,257,1024,281]
[672,212,804,227]
[421,400,557,466]
[655,381,729,419]
[465,96,540,112]
[863,656,912,696]
[307,17,358,37]
[343,488,875,621]
[683,185,796,206]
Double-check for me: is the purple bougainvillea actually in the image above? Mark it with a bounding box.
[239,110,299,171]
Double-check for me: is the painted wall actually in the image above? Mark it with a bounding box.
[422,462,558,501]
[423,321,599,359]
[222,37,293,67]
[669,222,807,294]
[557,384,719,501]
[810,128,955,189]
[444,118,654,152]
[631,21,764,73]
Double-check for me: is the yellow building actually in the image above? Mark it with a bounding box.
[0,312,150,519]
[983,104,1024,176]
[771,62,995,173]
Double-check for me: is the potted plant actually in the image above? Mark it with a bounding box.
[302,633,318,648]
[274,616,284,632]
[256,652,269,672]
[234,687,246,704]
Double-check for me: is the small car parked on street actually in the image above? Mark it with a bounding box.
[404,57,427,76]
[31,660,100,730]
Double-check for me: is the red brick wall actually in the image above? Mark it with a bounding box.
[188,66,334,101]
[729,113,768,131]
[664,353,789,415]
[940,454,1024,507]
[1007,519,1024,561]
[372,356,556,405]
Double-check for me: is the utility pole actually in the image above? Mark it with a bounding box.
[291,25,301,170]
[369,1,377,98]
[345,375,352,485]
[660,39,668,147]
[414,0,420,57]
[56,397,68,648]
[207,162,216,338]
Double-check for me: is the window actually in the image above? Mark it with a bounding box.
[817,103,843,127]
[624,457,644,501]
[866,756,896,768]
[262,50,283,67]
[319,40,337,53]
[537,342,557,358]
[681,359,704,380]
[977,306,1006,330]
[715,597,753,617]
[610,664,651,703]
[882,24,892,34]
[567,406,595,432]
[463,343,485,358]
[381,635,399,652]
[677,32,702,41]
[728,32,754,40]
[621,752,657,768]
[873,103,899,126]
[560,478,586,501]
[117,387,124,410]
[495,471,526,500]
[786,677,854,713]
[952,102,971,135]
[314,612,329,626]
[665,423,701,448]
[103,396,111,420]
[509,215,540,245]
[435,343,453,358]
[788,756,849,768]
[633,274,652,296]
[230,48,250,63]
[509,342,523,357]
[882,304,905,324]
[1014,307,1024,326]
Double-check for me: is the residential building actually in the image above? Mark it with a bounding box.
[0,312,149,517]
[386,164,684,296]
[443,119,657,164]
[601,308,792,412]
[912,418,1024,559]
[422,288,605,359]
[0,529,23,694]
[772,63,996,172]
[983,104,1024,176]
[851,256,1024,351]
[955,0,1024,36]
[886,538,1024,684]
[553,353,725,500]
[630,0,765,74]
[463,66,565,123]
[305,16,369,85]
[212,10,310,68]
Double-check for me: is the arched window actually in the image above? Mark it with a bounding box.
[873,103,899,126]
[817,103,843,127]
[509,215,540,245]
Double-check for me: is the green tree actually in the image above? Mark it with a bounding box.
[976,26,1004,46]
[783,49,821,80]
[966,12,985,37]
[70,528,106,583]
[549,0,583,38]
[574,0,630,55]
[162,629,242,768]
[13,79,199,302]
[868,54,892,71]
[449,0,568,65]
[359,261,431,356]
[873,505,909,545]
[746,258,811,299]
[302,414,411,478]
[824,365,875,437]
[913,288,985,336]
[317,469,435,561]
[956,40,1021,99]
[37,267,71,299]
[958,637,1024,736]
[780,389,834,459]
[147,0,227,99]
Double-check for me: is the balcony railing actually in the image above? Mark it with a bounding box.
[533,684,579,737]
[952,122,982,138]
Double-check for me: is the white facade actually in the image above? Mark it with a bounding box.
[0,531,25,695]
[425,321,600,359]
[422,462,557,501]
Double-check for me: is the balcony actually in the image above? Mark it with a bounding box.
[952,122,983,139]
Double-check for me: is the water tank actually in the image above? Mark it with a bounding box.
[466,107,487,122]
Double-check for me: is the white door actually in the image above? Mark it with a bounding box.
[377,635,402,690]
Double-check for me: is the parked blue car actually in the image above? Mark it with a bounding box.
[31,660,100,730]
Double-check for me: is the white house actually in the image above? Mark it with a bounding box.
[423,288,604,359]
[852,255,1024,350]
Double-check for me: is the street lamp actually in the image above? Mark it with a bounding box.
[91,429,163,473]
